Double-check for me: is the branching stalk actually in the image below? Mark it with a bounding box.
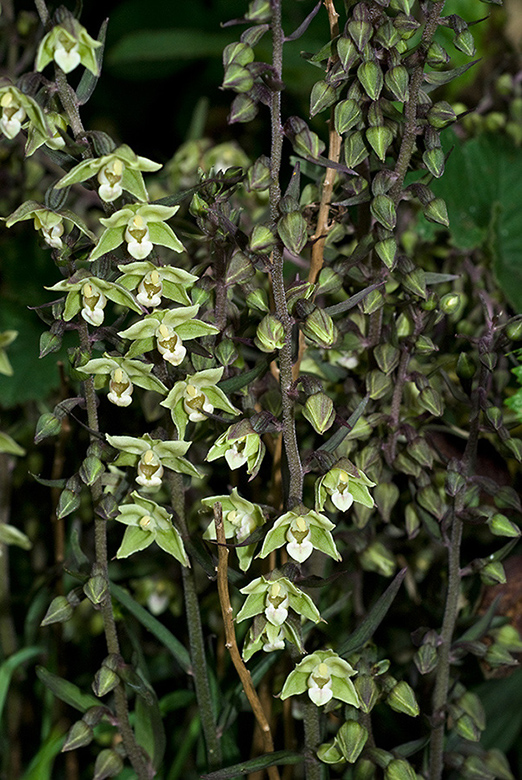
[214,503,280,780]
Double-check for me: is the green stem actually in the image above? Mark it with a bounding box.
[34,0,50,26]
[302,702,323,780]
[79,324,149,779]
[168,472,222,769]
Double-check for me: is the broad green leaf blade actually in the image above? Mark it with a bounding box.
[110,582,190,673]
[337,568,407,657]
[218,357,271,394]
[36,666,100,712]
[325,282,384,317]
[453,595,501,646]
[77,19,108,105]
[201,750,304,779]
[0,647,42,723]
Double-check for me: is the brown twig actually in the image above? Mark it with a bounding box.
[213,502,281,780]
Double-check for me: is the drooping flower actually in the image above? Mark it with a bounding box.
[118,305,218,365]
[242,618,303,661]
[45,270,142,327]
[279,649,360,708]
[81,354,168,406]
[315,459,375,513]
[54,145,162,203]
[106,433,201,491]
[114,492,189,565]
[5,201,96,250]
[236,574,322,626]
[161,367,240,438]
[25,111,68,156]
[117,260,197,308]
[258,507,341,564]
[206,419,266,479]
[88,204,184,262]
[201,488,265,571]
[35,19,102,75]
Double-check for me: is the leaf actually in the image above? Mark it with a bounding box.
[0,431,25,456]
[218,357,271,394]
[325,282,384,317]
[337,568,407,657]
[477,668,522,753]
[201,750,304,779]
[20,727,65,780]
[134,687,166,770]
[77,19,108,105]
[108,29,233,66]
[36,666,100,712]
[110,582,191,673]
[423,60,479,90]
[0,647,42,724]
[416,132,522,312]
[453,595,501,646]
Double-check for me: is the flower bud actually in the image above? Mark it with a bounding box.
[93,748,124,780]
[41,595,74,627]
[405,504,420,538]
[39,329,62,358]
[402,269,427,299]
[222,63,254,93]
[277,210,308,255]
[348,20,373,51]
[223,42,254,68]
[428,101,457,129]
[374,482,400,522]
[354,759,377,780]
[229,94,258,124]
[254,314,285,352]
[426,41,450,68]
[334,99,362,134]
[386,680,419,717]
[385,758,417,780]
[337,36,359,71]
[374,344,399,374]
[488,513,521,538]
[354,674,379,713]
[424,197,449,227]
[375,238,396,268]
[34,412,62,444]
[303,309,338,348]
[310,80,337,117]
[83,574,109,606]
[418,386,443,417]
[480,561,506,586]
[360,541,395,577]
[79,455,104,487]
[249,224,278,254]
[423,147,445,178]
[303,392,336,434]
[357,61,383,100]
[57,488,81,520]
[247,288,270,312]
[247,155,271,191]
[62,720,94,752]
[245,0,271,22]
[345,130,369,168]
[366,125,393,162]
[454,29,475,57]
[337,720,368,763]
[506,321,522,341]
[385,65,409,101]
[414,642,438,675]
[367,369,391,400]
[371,194,396,230]
[92,665,120,698]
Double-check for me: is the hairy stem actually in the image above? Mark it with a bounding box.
[168,472,222,769]
[214,503,280,780]
[79,323,149,779]
[302,701,323,780]
[429,361,489,780]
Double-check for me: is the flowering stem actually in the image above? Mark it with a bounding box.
[302,701,324,780]
[269,0,303,508]
[168,472,222,769]
[79,323,149,779]
[213,502,280,780]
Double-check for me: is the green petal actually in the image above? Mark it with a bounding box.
[155,528,189,566]
[88,227,125,262]
[148,222,184,253]
[116,526,153,557]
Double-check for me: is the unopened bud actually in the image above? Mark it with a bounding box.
[366,125,393,162]
[92,665,120,698]
[348,20,373,51]
[428,101,457,129]
[41,595,74,627]
[345,130,369,168]
[79,455,104,486]
[386,680,419,717]
[229,94,258,124]
[480,561,506,586]
[303,392,335,434]
[424,197,449,227]
[34,412,62,444]
[454,29,475,57]
[303,309,338,348]
[371,194,396,230]
[375,238,396,268]
[374,344,399,374]
[360,541,396,577]
[334,98,362,134]
[62,720,94,752]
[488,513,520,538]
[354,674,379,713]
[254,314,285,352]
[93,748,124,780]
[337,36,359,71]
[385,65,409,102]
[245,0,271,22]
[247,155,271,191]
[310,80,337,117]
[57,488,81,520]
[385,758,417,780]
[427,41,449,68]
[83,574,109,606]
[337,720,369,763]
[423,147,445,178]
[357,61,383,101]
[414,642,438,675]
[249,224,277,254]
[222,63,254,93]
[278,210,308,255]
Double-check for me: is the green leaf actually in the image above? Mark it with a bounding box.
[36,666,100,712]
[317,394,369,454]
[108,29,233,65]
[20,727,65,780]
[337,568,407,657]
[0,431,25,456]
[416,133,522,312]
[0,647,42,724]
[134,687,166,770]
[201,750,304,779]
[423,60,479,91]
[77,19,108,105]
[110,582,190,673]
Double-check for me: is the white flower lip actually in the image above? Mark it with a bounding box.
[81,282,107,326]
[97,160,124,202]
[108,367,134,407]
[156,323,187,365]
[136,450,164,488]
[125,215,153,259]
[136,269,163,307]
[53,39,81,73]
